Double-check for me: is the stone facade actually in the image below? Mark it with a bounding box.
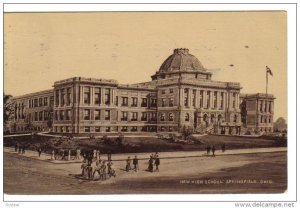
[8,48,274,135]
[240,93,275,133]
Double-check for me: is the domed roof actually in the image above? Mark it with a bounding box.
[158,48,206,72]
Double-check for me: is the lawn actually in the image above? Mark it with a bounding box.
[3,134,287,155]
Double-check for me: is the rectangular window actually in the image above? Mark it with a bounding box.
[95,110,101,120]
[121,111,128,121]
[106,127,111,132]
[213,91,217,109]
[66,88,71,106]
[131,112,138,121]
[232,93,236,109]
[220,92,224,109]
[160,113,165,121]
[34,99,38,107]
[131,97,138,107]
[61,126,64,133]
[269,102,272,113]
[151,112,157,121]
[28,100,31,108]
[104,88,110,105]
[95,88,101,104]
[66,110,71,120]
[169,88,173,93]
[55,90,59,106]
[150,99,157,107]
[121,126,128,132]
[44,97,48,106]
[84,127,90,132]
[60,110,64,120]
[184,88,189,107]
[131,126,137,132]
[84,87,91,104]
[192,89,196,107]
[44,111,48,120]
[141,112,148,121]
[50,96,54,106]
[39,98,43,107]
[141,98,148,107]
[84,109,91,120]
[95,127,100,132]
[66,126,70,133]
[54,110,58,120]
[200,90,203,108]
[169,98,174,107]
[206,91,210,108]
[39,111,43,121]
[162,90,166,94]
[142,126,148,132]
[61,89,65,106]
[105,110,110,120]
[121,97,128,106]
[162,98,166,107]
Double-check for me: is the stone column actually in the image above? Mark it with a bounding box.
[58,89,61,107]
[90,87,94,105]
[236,93,239,109]
[111,88,115,105]
[80,86,84,104]
[101,88,105,104]
[210,91,214,109]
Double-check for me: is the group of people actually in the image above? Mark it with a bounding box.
[80,150,116,181]
[125,152,160,173]
[206,144,226,156]
[14,143,26,154]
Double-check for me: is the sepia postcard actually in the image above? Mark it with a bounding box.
[2,3,297,206]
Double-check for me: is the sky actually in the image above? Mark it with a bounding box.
[4,12,287,120]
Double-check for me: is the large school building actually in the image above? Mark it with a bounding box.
[8,48,275,135]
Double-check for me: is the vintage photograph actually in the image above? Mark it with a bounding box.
[3,11,287,195]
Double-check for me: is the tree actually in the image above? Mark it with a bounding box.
[181,125,193,140]
[3,94,14,126]
[273,117,287,132]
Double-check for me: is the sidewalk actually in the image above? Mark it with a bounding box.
[4,146,287,164]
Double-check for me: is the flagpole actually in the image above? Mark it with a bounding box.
[266,66,268,98]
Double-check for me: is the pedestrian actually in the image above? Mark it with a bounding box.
[221,144,226,152]
[206,145,211,155]
[51,150,55,160]
[107,150,112,161]
[148,156,154,173]
[18,145,22,154]
[155,155,160,172]
[93,160,101,179]
[14,143,18,152]
[100,161,107,181]
[93,149,97,159]
[38,147,42,158]
[76,148,81,160]
[68,149,71,161]
[22,146,25,154]
[126,156,131,172]
[212,145,216,157]
[86,160,93,180]
[107,161,116,177]
[96,150,100,160]
[81,158,88,176]
[133,155,139,172]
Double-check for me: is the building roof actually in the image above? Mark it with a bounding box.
[158,48,207,73]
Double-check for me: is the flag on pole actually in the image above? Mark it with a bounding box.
[266,66,273,76]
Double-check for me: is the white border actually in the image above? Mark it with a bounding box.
[1,2,297,204]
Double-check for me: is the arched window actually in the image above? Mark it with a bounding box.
[185,113,189,121]
[218,114,222,122]
[169,113,174,121]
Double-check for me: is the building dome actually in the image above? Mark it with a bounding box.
[151,48,211,80]
[159,48,206,72]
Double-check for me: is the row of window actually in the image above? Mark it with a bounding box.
[161,88,174,94]
[55,88,72,106]
[259,115,272,124]
[259,101,273,113]
[53,126,158,133]
[27,111,49,122]
[28,96,54,108]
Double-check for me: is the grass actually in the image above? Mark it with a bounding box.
[4,133,287,155]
